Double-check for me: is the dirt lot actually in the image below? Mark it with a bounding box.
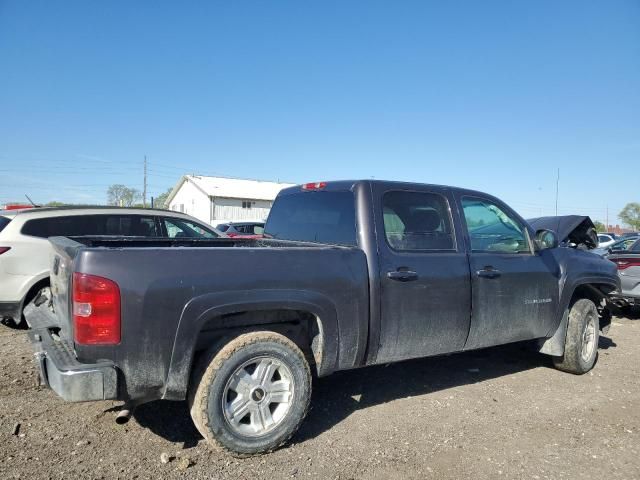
[1,318,639,480]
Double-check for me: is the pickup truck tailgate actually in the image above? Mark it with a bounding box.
[49,236,80,341]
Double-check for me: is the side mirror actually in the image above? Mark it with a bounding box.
[535,229,558,250]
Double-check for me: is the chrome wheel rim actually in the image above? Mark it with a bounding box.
[222,356,294,437]
[581,314,597,362]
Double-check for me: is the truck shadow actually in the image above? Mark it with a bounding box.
[133,337,615,450]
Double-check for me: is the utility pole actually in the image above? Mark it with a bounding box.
[554,168,559,216]
[606,205,609,230]
[143,155,148,208]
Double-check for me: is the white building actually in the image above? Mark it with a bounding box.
[165,175,295,226]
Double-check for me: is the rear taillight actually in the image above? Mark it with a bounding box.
[0,247,10,255]
[612,258,640,271]
[73,272,121,345]
[302,182,327,190]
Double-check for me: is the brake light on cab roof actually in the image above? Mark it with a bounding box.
[302,182,327,190]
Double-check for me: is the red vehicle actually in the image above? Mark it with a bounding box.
[215,221,265,239]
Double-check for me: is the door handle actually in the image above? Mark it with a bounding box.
[387,270,419,282]
[476,267,501,279]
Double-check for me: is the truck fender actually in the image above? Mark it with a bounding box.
[162,289,339,400]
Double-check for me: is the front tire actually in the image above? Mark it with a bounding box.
[553,298,599,374]
[188,331,312,456]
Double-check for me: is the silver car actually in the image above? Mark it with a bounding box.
[607,238,640,305]
[591,236,639,257]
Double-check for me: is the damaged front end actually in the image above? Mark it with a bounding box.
[528,215,598,250]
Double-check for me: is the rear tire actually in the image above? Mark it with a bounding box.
[15,286,52,329]
[188,331,311,456]
[553,298,599,374]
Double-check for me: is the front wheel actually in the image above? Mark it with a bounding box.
[188,331,312,456]
[553,298,599,374]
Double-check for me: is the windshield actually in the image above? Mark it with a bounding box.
[163,218,218,238]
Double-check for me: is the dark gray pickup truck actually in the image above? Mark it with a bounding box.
[25,180,620,455]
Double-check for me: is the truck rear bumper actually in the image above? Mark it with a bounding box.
[24,302,118,402]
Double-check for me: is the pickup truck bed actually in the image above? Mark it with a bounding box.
[44,235,369,402]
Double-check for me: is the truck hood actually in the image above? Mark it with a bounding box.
[527,215,598,250]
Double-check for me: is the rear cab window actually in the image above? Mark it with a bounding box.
[265,188,357,246]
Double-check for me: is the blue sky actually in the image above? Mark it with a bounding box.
[1,1,638,224]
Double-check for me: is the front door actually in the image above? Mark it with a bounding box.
[374,186,472,363]
[459,195,560,350]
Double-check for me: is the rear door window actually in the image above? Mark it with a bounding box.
[382,191,455,251]
[265,191,356,246]
[102,215,158,236]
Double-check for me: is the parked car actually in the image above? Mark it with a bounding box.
[216,221,265,238]
[597,234,616,249]
[606,238,640,308]
[25,180,618,456]
[0,206,223,327]
[591,236,639,257]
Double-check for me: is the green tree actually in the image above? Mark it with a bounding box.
[44,201,66,207]
[153,188,173,209]
[619,203,640,231]
[107,184,141,207]
[593,221,606,233]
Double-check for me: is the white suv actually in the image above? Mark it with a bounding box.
[0,207,222,327]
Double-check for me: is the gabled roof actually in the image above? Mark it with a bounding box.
[166,175,296,205]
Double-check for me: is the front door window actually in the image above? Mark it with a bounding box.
[461,197,530,254]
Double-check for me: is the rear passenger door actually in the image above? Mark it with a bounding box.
[373,185,472,363]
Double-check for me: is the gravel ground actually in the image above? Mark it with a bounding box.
[1,317,639,480]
